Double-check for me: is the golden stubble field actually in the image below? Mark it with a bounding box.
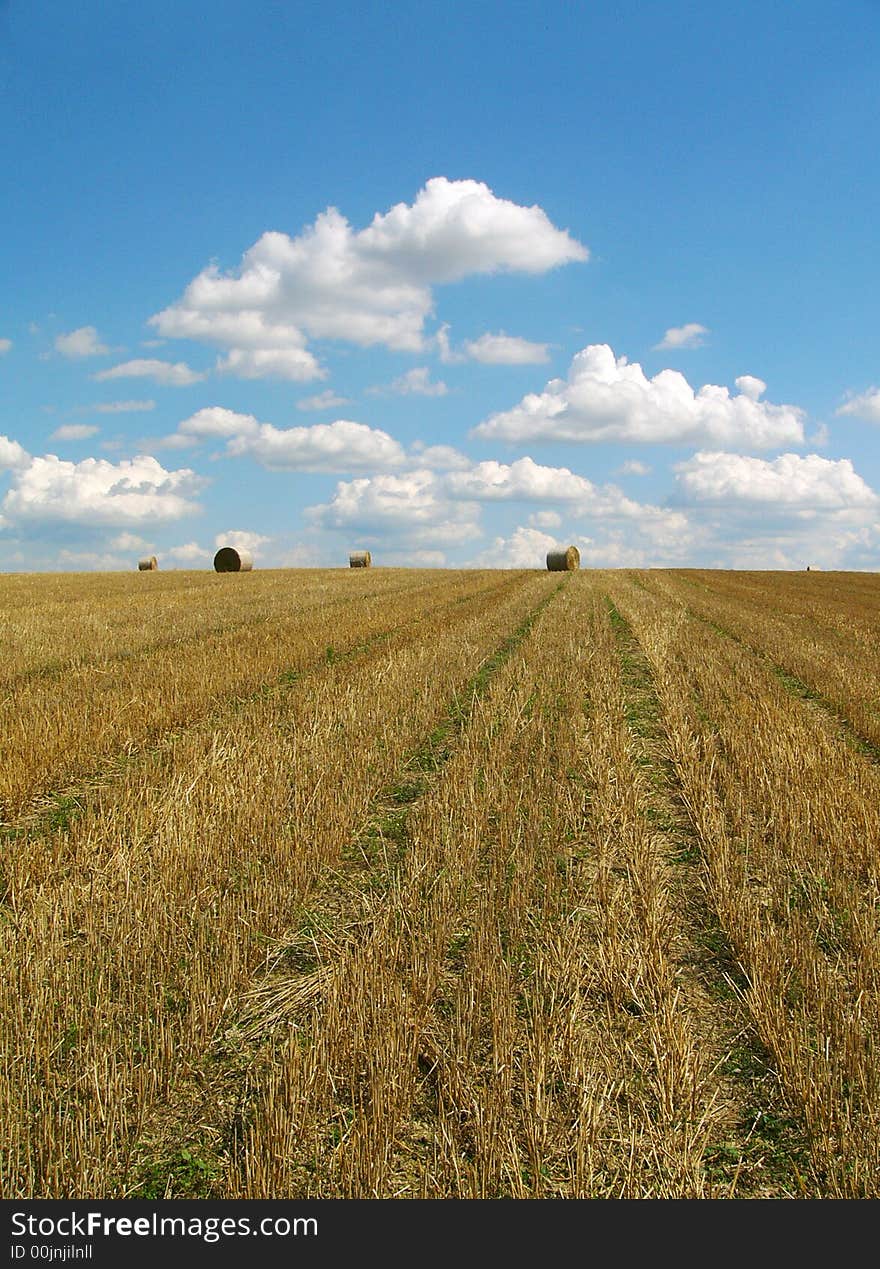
[1,566,879,1198]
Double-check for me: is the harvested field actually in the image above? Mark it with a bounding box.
[2,567,879,1198]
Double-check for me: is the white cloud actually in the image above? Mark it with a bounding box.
[93,359,206,386]
[357,177,587,280]
[654,323,709,351]
[692,516,880,573]
[734,375,766,400]
[111,532,151,552]
[444,458,684,536]
[90,400,156,414]
[617,459,651,476]
[404,549,447,567]
[408,442,471,470]
[56,548,129,571]
[167,541,212,562]
[277,542,322,567]
[297,390,351,411]
[306,469,481,545]
[0,435,31,471]
[528,510,561,529]
[178,406,260,440]
[217,346,323,381]
[227,419,406,472]
[169,408,405,473]
[473,344,806,449]
[213,529,270,557]
[470,525,561,568]
[471,517,695,568]
[462,332,551,364]
[368,367,448,397]
[150,177,587,379]
[675,451,878,509]
[304,455,689,556]
[0,338,11,355]
[435,324,464,364]
[435,323,549,365]
[2,454,206,526]
[50,424,100,441]
[446,456,595,503]
[55,326,109,358]
[836,388,880,424]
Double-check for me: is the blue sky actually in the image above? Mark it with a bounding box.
[1,0,878,571]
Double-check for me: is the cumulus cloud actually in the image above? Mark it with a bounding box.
[675,451,878,509]
[306,456,688,554]
[654,323,709,350]
[227,419,406,472]
[50,424,100,441]
[55,326,109,358]
[444,458,686,543]
[462,332,551,364]
[368,367,448,397]
[213,529,270,557]
[2,454,206,526]
[528,510,561,529]
[687,504,880,570]
[404,549,448,567]
[408,442,471,471]
[277,542,323,567]
[356,177,588,280]
[111,532,152,552]
[446,456,596,503]
[435,323,550,365]
[177,406,259,440]
[0,435,30,472]
[56,548,129,571]
[170,408,405,472]
[836,388,880,424]
[306,470,481,546]
[0,338,11,355]
[217,346,323,381]
[617,459,651,476]
[93,359,206,386]
[470,525,560,568]
[296,390,351,411]
[167,541,212,562]
[150,177,587,379]
[471,518,694,568]
[734,375,766,400]
[473,344,805,449]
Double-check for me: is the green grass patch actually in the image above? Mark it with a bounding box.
[131,1146,221,1199]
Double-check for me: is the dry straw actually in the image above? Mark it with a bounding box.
[546,545,580,571]
[214,547,254,573]
[137,556,158,571]
[349,550,372,568]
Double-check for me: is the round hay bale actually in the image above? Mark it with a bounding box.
[546,545,580,571]
[137,556,158,571]
[213,546,254,573]
[349,550,372,568]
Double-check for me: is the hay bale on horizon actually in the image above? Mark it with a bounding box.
[137,556,158,571]
[349,550,372,568]
[213,546,253,573]
[546,545,580,572]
